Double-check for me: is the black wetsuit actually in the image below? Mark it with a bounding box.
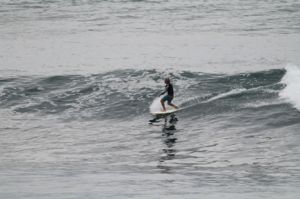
[160,83,174,104]
[161,83,174,97]
[166,84,174,97]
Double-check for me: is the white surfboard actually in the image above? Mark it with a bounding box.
[152,108,181,116]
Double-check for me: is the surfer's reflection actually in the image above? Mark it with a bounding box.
[159,113,178,163]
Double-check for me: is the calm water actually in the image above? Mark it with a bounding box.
[0,0,300,198]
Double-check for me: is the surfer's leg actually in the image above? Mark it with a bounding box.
[160,98,166,111]
[167,97,178,109]
[168,102,178,109]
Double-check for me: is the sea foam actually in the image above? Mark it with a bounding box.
[149,97,163,114]
[280,64,300,111]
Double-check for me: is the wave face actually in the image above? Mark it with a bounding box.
[1,67,299,122]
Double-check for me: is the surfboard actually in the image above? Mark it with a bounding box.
[151,108,181,116]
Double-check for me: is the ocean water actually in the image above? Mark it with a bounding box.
[1,0,300,198]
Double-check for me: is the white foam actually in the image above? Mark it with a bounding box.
[242,100,284,109]
[149,97,163,114]
[204,88,247,103]
[279,64,300,111]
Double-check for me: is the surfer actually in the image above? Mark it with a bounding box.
[160,78,178,111]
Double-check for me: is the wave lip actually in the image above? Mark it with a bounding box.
[279,64,300,111]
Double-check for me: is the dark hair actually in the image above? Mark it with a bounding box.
[165,78,170,84]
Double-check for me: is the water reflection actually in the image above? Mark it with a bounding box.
[158,114,178,173]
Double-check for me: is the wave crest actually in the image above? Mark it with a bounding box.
[279,64,300,111]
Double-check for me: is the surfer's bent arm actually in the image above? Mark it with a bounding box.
[160,90,166,96]
[160,86,168,96]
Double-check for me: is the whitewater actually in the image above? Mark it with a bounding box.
[1,0,300,199]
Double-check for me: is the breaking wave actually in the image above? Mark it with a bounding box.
[0,66,299,127]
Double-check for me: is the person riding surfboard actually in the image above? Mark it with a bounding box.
[160,78,178,111]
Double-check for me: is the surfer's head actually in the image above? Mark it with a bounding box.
[164,78,170,84]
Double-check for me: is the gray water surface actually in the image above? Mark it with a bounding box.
[1,1,300,198]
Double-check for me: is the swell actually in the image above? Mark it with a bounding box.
[0,68,299,126]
